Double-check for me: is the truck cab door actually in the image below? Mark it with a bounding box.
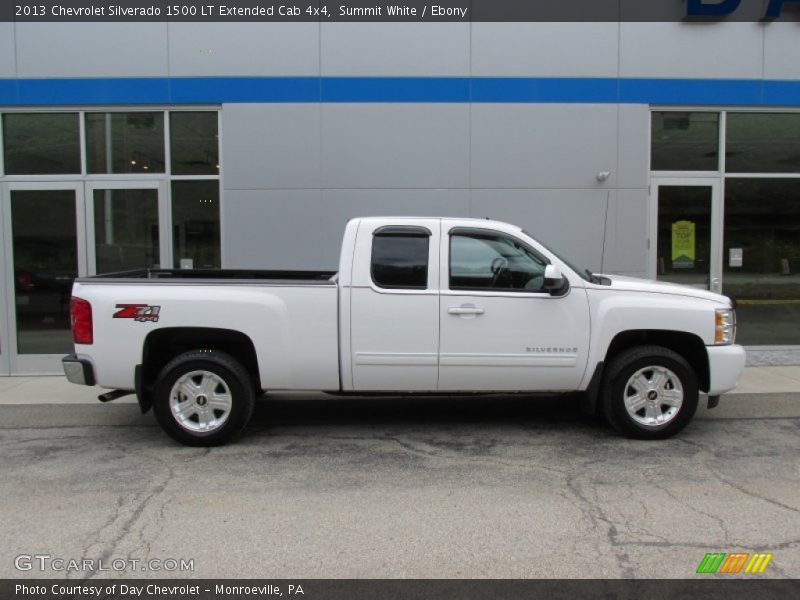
[438,225,590,392]
[347,219,440,391]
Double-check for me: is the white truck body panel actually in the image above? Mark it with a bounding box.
[68,216,746,402]
[72,280,340,391]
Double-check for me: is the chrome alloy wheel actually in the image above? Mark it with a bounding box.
[169,370,232,433]
[623,366,684,428]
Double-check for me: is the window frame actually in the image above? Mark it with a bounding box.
[370,225,432,291]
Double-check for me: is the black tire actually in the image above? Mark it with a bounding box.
[152,350,255,446]
[602,345,699,440]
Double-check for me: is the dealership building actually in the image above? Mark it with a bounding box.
[0,16,799,375]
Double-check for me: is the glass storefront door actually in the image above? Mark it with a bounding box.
[0,182,167,374]
[651,179,723,293]
[85,181,169,275]
[1,182,87,374]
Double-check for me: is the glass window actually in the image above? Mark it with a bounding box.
[726,113,800,173]
[85,112,165,174]
[651,112,719,171]
[450,230,547,292]
[171,181,220,269]
[656,186,713,287]
[11,190,78,354]
[371,229,430,289]
[93,189,159,274]
[2,113,80,174]
[170,112,219,175]
[723,179,800,345]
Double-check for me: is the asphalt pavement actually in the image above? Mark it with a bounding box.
[1,388,799,579]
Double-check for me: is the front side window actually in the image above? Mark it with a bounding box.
[450,229,547,292]
[371,228,430,289]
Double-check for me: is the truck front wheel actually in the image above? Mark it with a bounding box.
[152,350,255,446]
[602,345,699,440]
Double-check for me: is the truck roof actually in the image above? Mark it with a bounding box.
[352,216,520,229]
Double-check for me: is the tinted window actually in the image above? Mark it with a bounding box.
[2,113,81,174]
[450,230,547,292]
[371,232,429,289]
[85,112,165,174]
[170,111,219,175]
[172,181,221,269]
[726,113,800,173]
[651,111,719,171]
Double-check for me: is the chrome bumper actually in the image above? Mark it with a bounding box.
[62,354,95,386]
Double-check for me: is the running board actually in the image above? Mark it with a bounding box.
[98,389,133,403]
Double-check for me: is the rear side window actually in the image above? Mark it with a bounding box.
[371,227,430,289]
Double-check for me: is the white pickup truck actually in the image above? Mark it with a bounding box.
[63,217,746,446]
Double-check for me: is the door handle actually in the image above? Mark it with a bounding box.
[448,306,485,316]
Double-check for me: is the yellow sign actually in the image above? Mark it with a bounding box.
[671,220,695,269]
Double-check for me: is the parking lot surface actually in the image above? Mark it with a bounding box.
[1,392,799,579]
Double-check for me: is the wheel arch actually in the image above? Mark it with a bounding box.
[582,329,709,415]
[137,327,260,413]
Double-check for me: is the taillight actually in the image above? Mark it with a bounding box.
[70,297,93,345]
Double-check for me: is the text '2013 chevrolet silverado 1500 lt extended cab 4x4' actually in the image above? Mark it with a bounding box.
[63,217,746,446]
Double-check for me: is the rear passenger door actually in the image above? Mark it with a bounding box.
[348,220,440,391]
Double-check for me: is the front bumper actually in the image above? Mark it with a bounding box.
[62,354,96,386]
[706,344,746,396]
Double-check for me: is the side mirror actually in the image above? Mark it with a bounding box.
[543,265,566,294]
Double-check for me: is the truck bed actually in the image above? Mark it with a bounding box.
[78,269,338,285]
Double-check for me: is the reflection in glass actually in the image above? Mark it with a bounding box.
[85,112,165,174]
[11,191,77,354]
[94,189,159,274]
[726,113,800,174]
[724,179,800,344]
[656,186,712,288]
[651,112,719,171]
[170,112,219,175]
[2,113,81,174]
[171,181,220,269]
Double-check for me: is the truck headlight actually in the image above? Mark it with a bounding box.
[715,308,736,345]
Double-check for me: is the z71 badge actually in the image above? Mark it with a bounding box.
[113,304,161,323]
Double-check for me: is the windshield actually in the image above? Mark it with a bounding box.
[521,230,592,282]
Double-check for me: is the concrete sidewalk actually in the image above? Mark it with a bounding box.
[0,365,799,405]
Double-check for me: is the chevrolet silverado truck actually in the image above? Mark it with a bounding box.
[63,217,746,446]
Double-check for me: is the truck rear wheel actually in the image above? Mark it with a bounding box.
[602,345,699,440]
[153,350,255,446]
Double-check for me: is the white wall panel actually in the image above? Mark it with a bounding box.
[321,104,470,188]
[321,23,469,76]
[169,23,319,76]
[222,104,321,189]
[222,190,325,269]
[764,22,800,80]
[0,24,16,78]
[472,23,619,77]
[471,104,618,189]
[620,22,763,80]
[16,23,168,77]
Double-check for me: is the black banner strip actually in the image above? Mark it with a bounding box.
[4,0,800,22]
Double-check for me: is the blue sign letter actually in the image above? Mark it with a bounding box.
[686,0,741,16]
[765,0,800,18]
